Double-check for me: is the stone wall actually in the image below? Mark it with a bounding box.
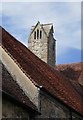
[36,91,83,119]
[28,23,56,68]
[2,95,30,119]
[28,24,48,63]
[36,91,70,119]
[47,32,55,68]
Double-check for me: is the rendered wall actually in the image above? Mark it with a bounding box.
[0,46,39,108]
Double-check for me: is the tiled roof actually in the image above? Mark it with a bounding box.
[56,62,83,85]
[0,26,83,116]
[0,60,38,113]
[56,62,83,100]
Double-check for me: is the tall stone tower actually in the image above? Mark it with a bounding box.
[28,21,56,68]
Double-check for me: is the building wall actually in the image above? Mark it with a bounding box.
[2,96,30,119]
[36,91,83,119]
[36,91,70,119]
[0,46,39,108]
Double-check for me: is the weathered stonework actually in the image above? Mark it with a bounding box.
[36,91,83,119]
[28,22,56,68]
[36,91,70,119]
[2,95,30,119]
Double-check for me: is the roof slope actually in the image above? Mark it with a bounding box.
[31,21,53,37]
[56,62,83,85]
[0,26,83,116]
[56,62,83,100]
[0,60,38,112]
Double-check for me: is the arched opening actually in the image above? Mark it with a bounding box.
[34,31,36,39]
[40,30,42,39]
[37,29,39,39]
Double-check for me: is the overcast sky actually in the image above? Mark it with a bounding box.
[0,1,81,64]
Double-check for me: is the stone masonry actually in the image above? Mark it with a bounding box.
[28,21,56,68]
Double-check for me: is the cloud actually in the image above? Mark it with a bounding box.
[1,2,81,63]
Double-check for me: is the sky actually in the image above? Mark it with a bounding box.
[0,1,82,64]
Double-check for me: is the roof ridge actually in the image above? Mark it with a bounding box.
[41,23,53,26]
[56,62,82,66]
[32,23,53,28]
